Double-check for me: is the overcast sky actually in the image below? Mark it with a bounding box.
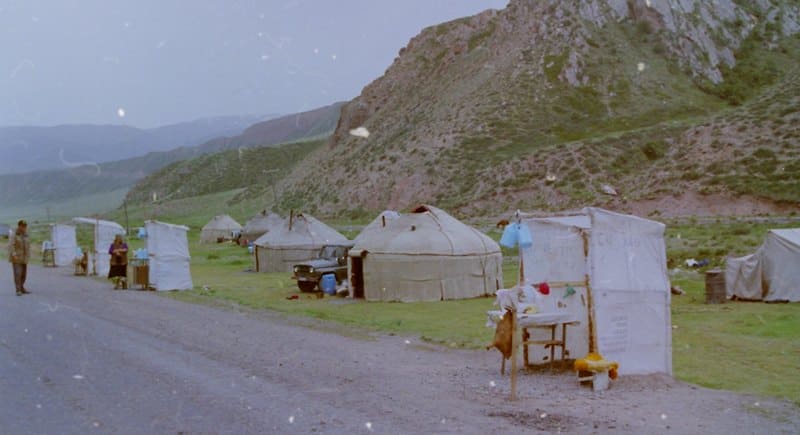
[0,0,508,128]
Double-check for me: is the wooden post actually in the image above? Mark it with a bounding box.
[510,310,517,401]
[583,231,597,353]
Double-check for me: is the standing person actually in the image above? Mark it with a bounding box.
[7,220,31,296]
[108,234,128,289]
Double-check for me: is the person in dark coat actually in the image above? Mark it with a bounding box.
[108,234,128,289]
[7,220,31,296]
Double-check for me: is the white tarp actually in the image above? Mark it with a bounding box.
[72,217,125,277]
[51,224,77,267]
[519,208,672,375]
[726,228,800,302]
[145,220,192,291]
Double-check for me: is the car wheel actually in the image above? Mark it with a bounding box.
[298,281,317,292]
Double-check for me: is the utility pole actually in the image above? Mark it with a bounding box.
[123,199,130,236]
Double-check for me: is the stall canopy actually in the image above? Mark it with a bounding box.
[51,224,77,266]
[72,217,126,277]
[726,228,800,302]
[518,208,672,375]
[349,205,503,302]
[145,220,193,291]
[241,210,284,243]
[201,214,242,242]
[253,212,348,272]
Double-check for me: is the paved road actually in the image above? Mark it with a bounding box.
[2,265,798,435]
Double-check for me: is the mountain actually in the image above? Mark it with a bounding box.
[0,115,266,175]
[263,0,799,217]
[0,103,344,207]
[123,139,325,205]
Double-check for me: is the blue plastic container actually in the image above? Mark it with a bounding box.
[320,274,337,295]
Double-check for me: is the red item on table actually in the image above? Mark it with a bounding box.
[538,282,550,295]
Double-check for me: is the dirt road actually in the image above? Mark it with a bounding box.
[1,265,797,434]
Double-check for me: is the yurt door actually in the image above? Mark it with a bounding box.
[350,256,364,299]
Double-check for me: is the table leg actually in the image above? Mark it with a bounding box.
[561,323,568,369]
[523,328,530,367]
[510,312,517,401]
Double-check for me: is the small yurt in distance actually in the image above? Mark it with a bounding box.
[241,210,284,244]
[348,205,503,302]
[253,212,348,272]
[201,214,242,243]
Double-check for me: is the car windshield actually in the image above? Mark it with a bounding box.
[319,246,346,258]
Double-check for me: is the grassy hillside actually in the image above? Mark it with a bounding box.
[271,0,800,218]
[123,139,325,208]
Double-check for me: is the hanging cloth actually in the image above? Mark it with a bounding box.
[518,223,533,248]
[499,223,519,248]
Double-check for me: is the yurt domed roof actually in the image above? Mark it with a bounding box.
[253,213,347,248]
[354,205,499,256]
[243,210,283,235]
[202,214,242,231]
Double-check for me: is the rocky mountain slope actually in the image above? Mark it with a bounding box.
[0,103,342,206]
[271,0,800,217]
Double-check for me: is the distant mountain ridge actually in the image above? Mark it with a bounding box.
[0,103,344,206]
[0,115,268,174]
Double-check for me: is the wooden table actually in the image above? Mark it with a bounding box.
[487,309,579,400]
[521,320,580,370]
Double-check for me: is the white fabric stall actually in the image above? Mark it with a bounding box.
[51,224,77,266]
[519,208,672,375]
[726,228,800,302]
[145,220,193,291]
[72,217,126,277]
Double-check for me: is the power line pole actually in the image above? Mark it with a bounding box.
[123,199,130,236]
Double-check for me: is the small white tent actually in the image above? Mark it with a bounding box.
[241,210,284,243]
[253,212,348,272]
[201,215,242,243]
[726,228,800,302]
[51,224,77,266]
[72,217,126,277]
[518,208,672,375]
[349,205,503,302]
[145,220,193,291]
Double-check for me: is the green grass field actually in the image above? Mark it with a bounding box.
[162,216,799,406]
[10,189,799,406]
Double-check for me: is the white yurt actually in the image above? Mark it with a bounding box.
[241,210,284,243]
[348,205,503,302]
[253,212,348,272]
[200,214,242,243]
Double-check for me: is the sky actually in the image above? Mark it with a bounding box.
[0,0,508,128]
